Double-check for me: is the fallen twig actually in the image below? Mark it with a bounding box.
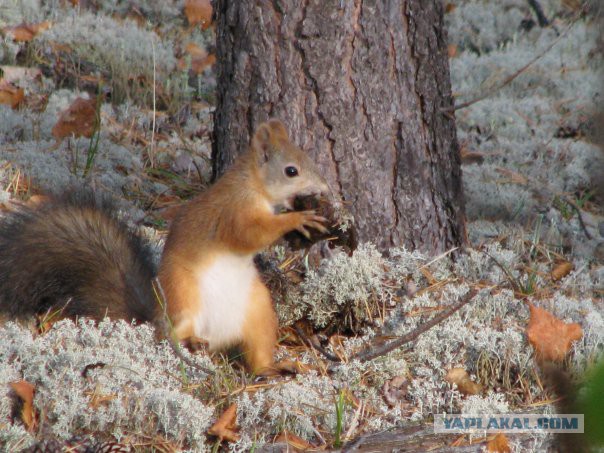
[444,12,580,112]
[350,288,478,363]
[527,0,550,27]
[294,324,341,363]
[564,196,593,240]
[484,251,522,294]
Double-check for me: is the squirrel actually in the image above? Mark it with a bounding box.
[0,119,329,376]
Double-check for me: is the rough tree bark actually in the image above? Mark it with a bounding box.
[213,0,466,254]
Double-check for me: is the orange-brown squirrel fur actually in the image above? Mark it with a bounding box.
[0,119,329,376]
[159,119,329,374]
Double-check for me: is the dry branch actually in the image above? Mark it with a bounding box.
[445,12,581,112]
[351,288,478,363]
[527,0,550,27]
[316,288,478,365]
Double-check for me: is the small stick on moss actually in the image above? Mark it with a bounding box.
[443,11,581,112]
[527,0,550,27]
[564,196,593,240]
[294,324,341,363]
[484,251,522,294]
[350,288,478,363]
[419,247,459,270]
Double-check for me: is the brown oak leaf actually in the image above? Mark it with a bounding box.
[382,376,409,407]
[184,0,213,29]
[487,433,511,452]
[551,261,573,282]
[208,403,239,442]
[0,80,25,108]
[526,304,583,362]
[2,21,52,42]
[52,97,98,140]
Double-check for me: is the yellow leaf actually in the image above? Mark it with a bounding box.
[526,304,583,362]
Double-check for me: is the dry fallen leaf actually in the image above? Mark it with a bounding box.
[445,368,482,396]
[487,433,511,453]
[274,431,315,450]
[208,403,240,442]
[52,97,98,140]
[178,42,216,75]
[445,3,457,13]
[448,44,458,58]
[526,304,583,362]
[2,21,52,42]
[382,376,409,407]
[184,0,213,29]
[551,261,573,282]
[0,80,25,108]
[10,380,37,432]
[3,24,35,42]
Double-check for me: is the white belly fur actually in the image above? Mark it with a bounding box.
[193,253,256,349]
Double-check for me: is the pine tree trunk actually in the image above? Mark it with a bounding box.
[213,0,466,254]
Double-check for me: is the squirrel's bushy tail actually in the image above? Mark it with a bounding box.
[0,190,157,322]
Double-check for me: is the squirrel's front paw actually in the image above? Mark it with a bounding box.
[294,210,329,239]
[255,360,301,378]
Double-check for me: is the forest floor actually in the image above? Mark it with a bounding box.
[0,0,602,452]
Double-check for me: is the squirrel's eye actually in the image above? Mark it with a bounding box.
[285,166,299,177]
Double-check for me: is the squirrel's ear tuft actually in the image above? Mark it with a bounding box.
[265,119,289,140]
[251,119,289,161]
